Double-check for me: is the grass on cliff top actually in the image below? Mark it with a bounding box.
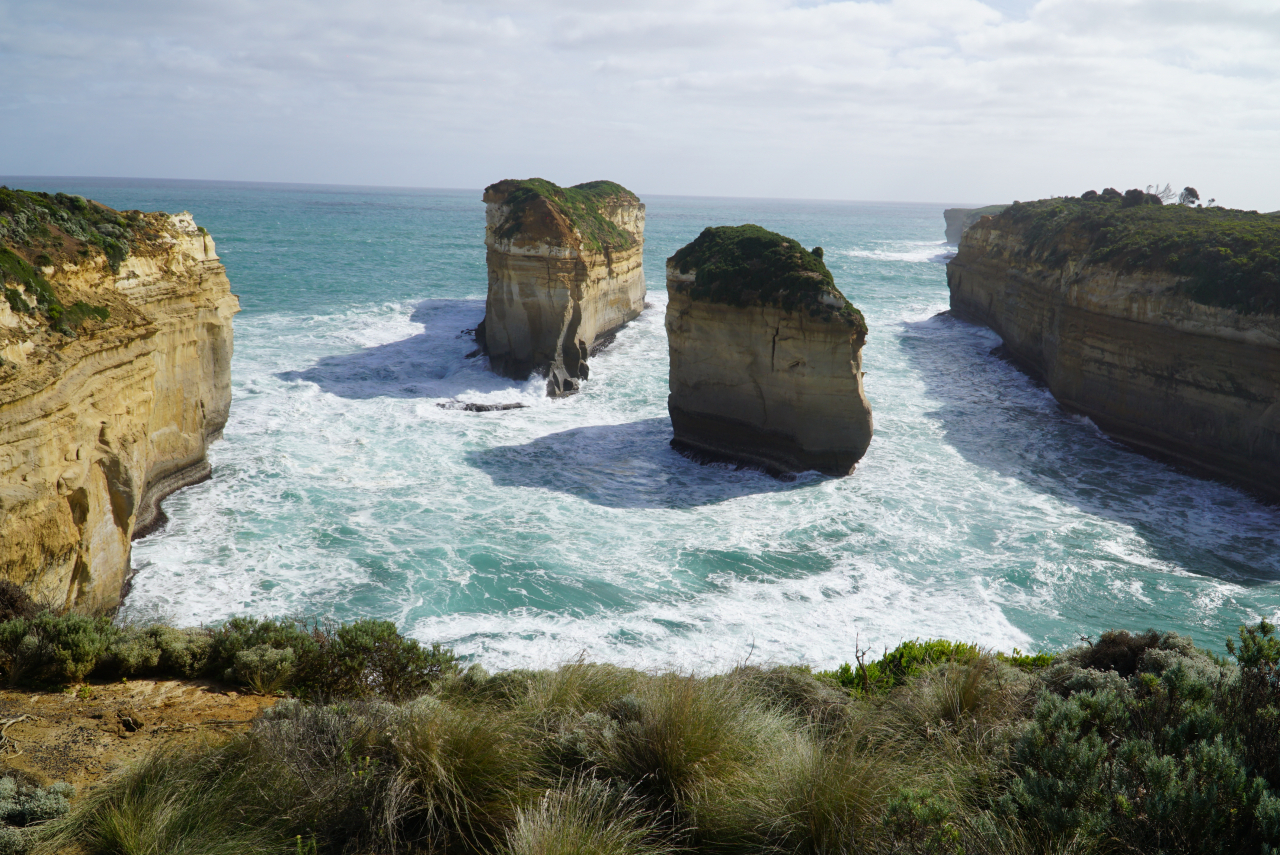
[996,190,1280,315]
[0,186,139,273]
[24,608,1280,855]
[670,224,866,333]
[490,178,640,252]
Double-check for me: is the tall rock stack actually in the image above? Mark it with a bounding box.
[0,189,238,611]
[479,179,645,396]
[948,192,1280,500]
[665,225,873,476]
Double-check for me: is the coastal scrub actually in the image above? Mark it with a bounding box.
[998,191,1280,315]
[669,224,866,331]
[490,179,639,252]
[14,610,1280,855]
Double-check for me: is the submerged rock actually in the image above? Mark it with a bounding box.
[478,179,645,397]
[665,225,873,476]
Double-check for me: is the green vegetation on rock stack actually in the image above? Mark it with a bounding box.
[670,224,866,332]
[1003,193,1280,315]
[493,178,639,252]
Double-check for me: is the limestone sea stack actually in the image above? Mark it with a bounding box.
[948,190,1280,501]
[666,225,873,476]
[478,179,645,396]
[0,188,238,611]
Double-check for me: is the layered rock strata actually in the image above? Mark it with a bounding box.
[0,190,238,611]
[666,225,873,476]
[944,205,1008,244]
[478,179,645,396]
[948,193,1280,501]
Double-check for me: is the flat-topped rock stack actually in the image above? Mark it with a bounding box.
[478,179,645,396]
[665,225,873,476]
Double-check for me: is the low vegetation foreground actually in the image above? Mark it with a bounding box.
[0,578,1277,855]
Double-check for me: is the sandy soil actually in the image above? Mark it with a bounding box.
[0,678,275,793]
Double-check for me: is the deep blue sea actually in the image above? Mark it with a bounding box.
[6,176,1279,669]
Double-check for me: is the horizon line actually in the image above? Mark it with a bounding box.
[0,173,997,210]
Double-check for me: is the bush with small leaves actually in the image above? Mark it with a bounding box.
[0,776,73,855]
[0,614,117,685]
[233,645,295,695]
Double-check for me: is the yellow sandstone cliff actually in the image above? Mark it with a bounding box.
[0,193,237,611]
[947,193,1280,501]
[665,226,873,476]
[478,179,645,396]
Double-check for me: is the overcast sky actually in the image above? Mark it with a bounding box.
[2,0,1277,207]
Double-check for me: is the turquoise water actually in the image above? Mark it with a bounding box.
[7,177,1279,669]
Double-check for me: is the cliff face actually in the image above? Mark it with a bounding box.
[479,179,645,396]
[948,200,1280,501]
[944,205,1008,244]
[666,226,873,476]
[0,196,237,612]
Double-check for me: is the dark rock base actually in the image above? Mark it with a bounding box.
[668,402,859,478]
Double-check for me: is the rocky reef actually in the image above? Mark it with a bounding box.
[665,225,873,476]
[944,204,1008,244]
[478,179,645,396]
[0,188,238,611]
[948,190,1280,501]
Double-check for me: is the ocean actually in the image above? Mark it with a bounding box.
[7,177,1279,670]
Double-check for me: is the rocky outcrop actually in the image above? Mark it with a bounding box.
[0,190,238,611]
[947,194,1280,501]
[478,179,645,396]
[944,205,1008,244]
[666,226,873,476]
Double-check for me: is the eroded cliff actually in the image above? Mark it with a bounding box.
[0,189,238,611]
[666,226,873,476]
[947,192,1280,500]
[944,205,1008,244]
[478,179,645,396]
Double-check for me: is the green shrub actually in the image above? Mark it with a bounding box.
[233,645,295,695]
[1002,624,1280,853]
[0,613,118,685]
[0,777,73,855]
[820,638,984,695]
[293,619,457,701]
[100,624,212,678]
[883,787,963,855]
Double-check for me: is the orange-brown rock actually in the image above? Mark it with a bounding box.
[0,196,238,611]
[478,179,644,396]
[665,226,873,476]
[948,199,1280,500]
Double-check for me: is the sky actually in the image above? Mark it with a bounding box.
[1,0,1278,208]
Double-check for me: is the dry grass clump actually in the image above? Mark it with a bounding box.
[502,778,667,855]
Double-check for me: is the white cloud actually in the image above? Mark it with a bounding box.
[1,0,1277,207]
